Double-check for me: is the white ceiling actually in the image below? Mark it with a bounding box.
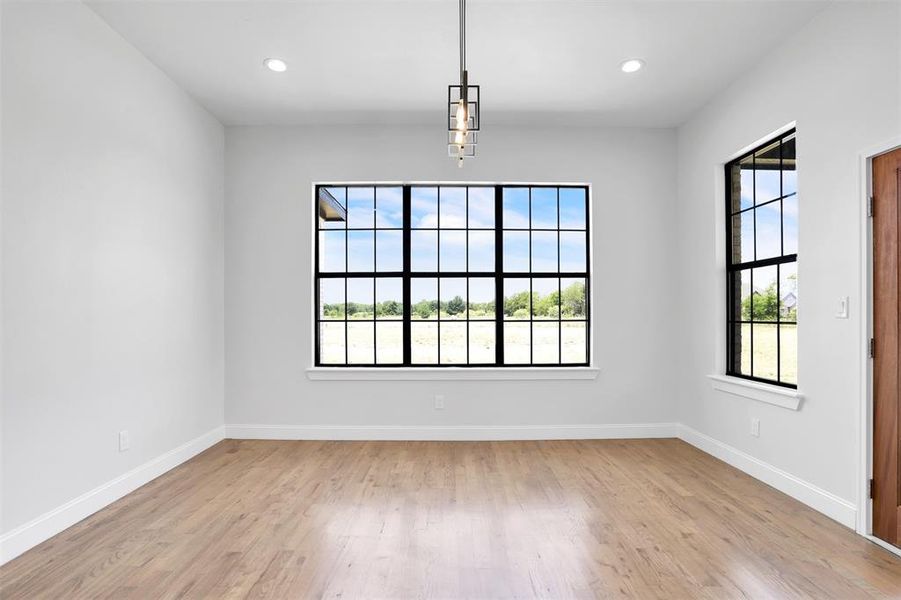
[87,0,827,127]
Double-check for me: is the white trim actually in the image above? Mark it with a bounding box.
[713,122,802,409]
[677,425,857,529]
[864,534,901,559]
[309,181,596,370]
[0,426,225,566]
[707,374,803,410]
[225,422,677,441]
[306,366,600,381]
[723,121,797,164]
[857,136,901,537]
[313,181,594,187]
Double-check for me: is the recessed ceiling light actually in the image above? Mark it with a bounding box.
[263,58,287,73]
[620,59,645,73]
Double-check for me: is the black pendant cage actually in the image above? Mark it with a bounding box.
[447,84,480,132]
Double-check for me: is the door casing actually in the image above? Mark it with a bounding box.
[859,137,901,556]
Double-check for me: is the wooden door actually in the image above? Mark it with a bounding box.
[873,147,901,547]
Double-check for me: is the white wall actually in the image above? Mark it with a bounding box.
[4,0,894,559]
[1,1,225,535]
[225,125,678,429]
[676,2,901,507]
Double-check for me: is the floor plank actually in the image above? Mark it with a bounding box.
[2,439,900,599]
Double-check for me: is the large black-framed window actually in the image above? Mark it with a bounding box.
[726,130,798,387]
[315,184,590,367]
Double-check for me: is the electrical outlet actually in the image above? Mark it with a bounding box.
[750,418,760,438]
[434,394,445,410]
[119,430,130,452]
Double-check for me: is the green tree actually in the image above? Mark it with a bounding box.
[561,281,585,318]
[446,295,465,316]
[533,290,560,317]
[504,291,531,316]
[468,301,494,318]
[321,303,345,318]
[377,300,402,318]
[414,300,433,319]
[742,284,779,320]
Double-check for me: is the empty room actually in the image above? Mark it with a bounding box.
[2,0,901,597]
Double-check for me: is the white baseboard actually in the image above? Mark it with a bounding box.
[225,422,679,441]
[0,426,226,566]
[677,424,857,529]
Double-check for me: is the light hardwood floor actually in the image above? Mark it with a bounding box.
[2,439,901,599]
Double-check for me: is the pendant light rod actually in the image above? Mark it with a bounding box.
[447,0,478,164]
[459,0,466,77]
[459,0,468,109]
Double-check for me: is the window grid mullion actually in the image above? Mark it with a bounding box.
[314,198,321,366]
[529,187,533,366]
[750,268,754,377]
[437,187,441,365]
[495,185,505,365]
[372,189,377,363]
[776,139,783,383]
[315,184,590,369]
[724,129,797,389]
[557,188,562,364]
[777,263,782,383]
[344,186,349,365]
[402,186,412,366]
[465,186,470,364]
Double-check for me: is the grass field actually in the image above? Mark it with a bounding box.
[320,320,794,379]
[320,320,587,365]
[738,323,797,384]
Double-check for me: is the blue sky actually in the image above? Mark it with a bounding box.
[321,185,589,276]
[319,186,590,317]
[734,168,799,266]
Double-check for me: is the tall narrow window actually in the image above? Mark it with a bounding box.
[725,130,797,387]
[315,184,590,367]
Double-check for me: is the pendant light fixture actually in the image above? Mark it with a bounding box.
[447,0,479,166]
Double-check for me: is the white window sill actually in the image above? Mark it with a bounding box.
[707,374,803,410]
[307,367,601,381]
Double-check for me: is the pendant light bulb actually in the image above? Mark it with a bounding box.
[455,100,468,130]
